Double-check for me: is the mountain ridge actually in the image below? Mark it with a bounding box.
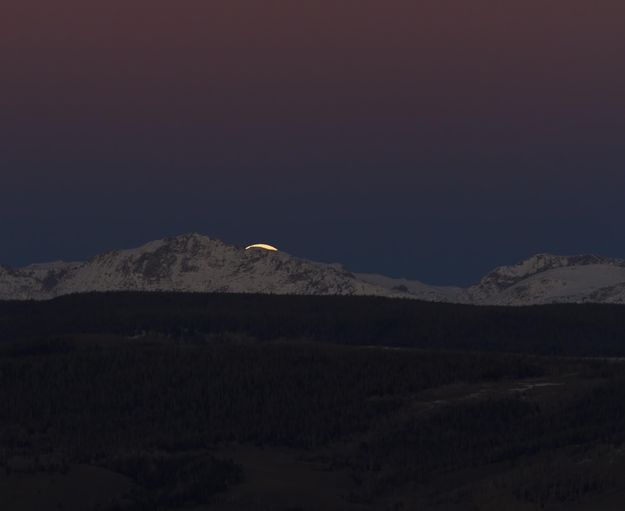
[1,233,624,305]
[0,233,399,301]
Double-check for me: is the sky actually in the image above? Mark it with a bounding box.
[2,1,624,285]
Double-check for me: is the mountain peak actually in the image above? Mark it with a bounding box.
[1,235,625,305]
[471,253,625,299]
[158,232,223,248]
[164,232,212,243]
[0,233,395,300]
[481,253,623,286]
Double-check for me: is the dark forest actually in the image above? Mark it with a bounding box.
[2,293,625,509]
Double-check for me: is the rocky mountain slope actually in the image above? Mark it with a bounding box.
[1,234,625,305]
[364,253,625,305]
[467,254,625,305]
[0,234,398,301]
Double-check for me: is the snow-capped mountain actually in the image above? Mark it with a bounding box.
[1,234,625,305]
[364,253,625,305]
[0,234,399,301]
[467,254,625,305]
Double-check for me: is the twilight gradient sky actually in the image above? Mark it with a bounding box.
[2,1,624,285]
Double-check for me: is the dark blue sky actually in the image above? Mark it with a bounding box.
[2,1,624,285]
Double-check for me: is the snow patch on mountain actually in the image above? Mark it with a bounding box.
[355,273,467,303]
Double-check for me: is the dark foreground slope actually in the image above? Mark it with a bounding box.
[2,337,625,511]
[2,291,625,355]
[2,293,625,510]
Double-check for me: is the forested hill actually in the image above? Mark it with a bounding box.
[1,292,625,357]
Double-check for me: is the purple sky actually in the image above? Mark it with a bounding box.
[2,1,625,284]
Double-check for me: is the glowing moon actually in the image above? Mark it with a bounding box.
[245,243,279,252]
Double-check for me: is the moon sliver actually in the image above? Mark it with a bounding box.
[245,244,279,252]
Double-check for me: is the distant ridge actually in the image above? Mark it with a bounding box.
[2,233,625,305]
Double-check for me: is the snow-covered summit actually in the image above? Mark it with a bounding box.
[1,236,625,305]
[0,233,399,300]
[466,254,625,305]
[475,254,624,293]
[353,254,625,306]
